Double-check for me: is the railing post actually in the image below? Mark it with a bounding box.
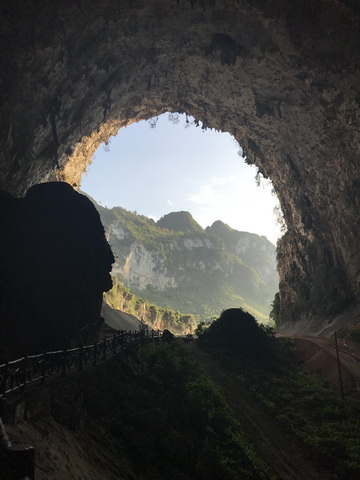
[79,345,83,371]
[22,356,28,392]
[93,343,97,366]
[62,349,67,377]
[334,332,344,401]
[9,361,14,391]
[7,443,36,480]
[41,352,47,384]
[1,361,8,396]
[0,397,7,419]
[102,338,106,361]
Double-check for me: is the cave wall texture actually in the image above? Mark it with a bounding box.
[0,0,360,331]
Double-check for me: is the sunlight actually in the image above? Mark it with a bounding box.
[80,113,283,245]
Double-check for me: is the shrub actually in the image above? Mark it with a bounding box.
[162,329,174,342]
[195,320,211,337]
[200,308,271,359]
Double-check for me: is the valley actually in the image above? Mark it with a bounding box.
[86,194,279,325]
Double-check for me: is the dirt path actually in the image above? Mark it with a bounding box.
[184,342,332,480]
[290,336,360,396]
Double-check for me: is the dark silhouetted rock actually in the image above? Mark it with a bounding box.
[0,182,114,359]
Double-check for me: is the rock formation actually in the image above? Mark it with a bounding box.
[0,1,360,331]
[0,182,114,359]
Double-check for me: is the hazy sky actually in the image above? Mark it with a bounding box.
[80,113,282,245]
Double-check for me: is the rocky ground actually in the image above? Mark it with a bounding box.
[6,417,128,480]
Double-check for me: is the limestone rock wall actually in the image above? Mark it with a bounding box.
[115,241,179,291]
[1,1,360,329]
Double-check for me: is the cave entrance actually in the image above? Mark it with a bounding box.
[79,112,282,324]
[80,112,283,244]
[1,1,359,331]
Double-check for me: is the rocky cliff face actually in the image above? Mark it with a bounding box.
[93,205,278,320]
[103,281,197,335]
[1,1,360,331]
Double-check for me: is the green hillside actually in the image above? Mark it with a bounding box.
[83,192,278,324]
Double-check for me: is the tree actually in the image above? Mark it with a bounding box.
[200,308,270,358]
[195,321,211,337]
[270,292,280,327]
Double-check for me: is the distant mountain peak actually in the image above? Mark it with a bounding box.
[210,220,233,231]
[156,211,204,234]
[208,220,273,246]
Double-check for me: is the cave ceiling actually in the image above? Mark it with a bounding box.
[1,0,360,329]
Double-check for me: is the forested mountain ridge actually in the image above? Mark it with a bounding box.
[85,194,278,322]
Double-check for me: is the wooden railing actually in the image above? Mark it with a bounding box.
[0,327,162,398]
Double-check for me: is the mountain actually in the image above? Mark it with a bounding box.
[156,211,204,234]
[84,194,278,322]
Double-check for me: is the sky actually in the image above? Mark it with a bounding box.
[80,113,282,245]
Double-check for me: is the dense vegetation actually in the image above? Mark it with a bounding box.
[138,272,270,324]
[78,307,360,479]
[81,339,273,480]
[104,276,197,334]
[198,308,360,479]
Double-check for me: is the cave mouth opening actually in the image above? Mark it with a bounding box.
[79,111,284,246]
[75,111,283,326]
[0,0,358,336]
